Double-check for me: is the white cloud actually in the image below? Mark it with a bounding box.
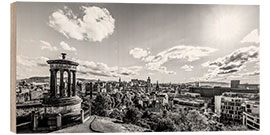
[201,61,213,68]
[241,29,260,44]
[129,48,150,59]
[240,70,260,77]
[49,6,115,42]
[17,55,49,67]
[129,45,217,74]
[40,40,58,51]
[17,55,49,79]
[202,46,259,80]
[118,66,143,76]
[77,59,142,77]
[16,55,141,79]
[60,41,77,51]
[181,64,194,72]
[145,63,176,74]
[144,45,217,67]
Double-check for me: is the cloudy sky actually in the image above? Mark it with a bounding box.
[16,2,259,83]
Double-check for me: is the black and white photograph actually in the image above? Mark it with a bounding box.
[13,2,260,133]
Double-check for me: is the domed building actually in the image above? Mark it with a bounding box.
[32,53,83,131]
[43,53,82,116]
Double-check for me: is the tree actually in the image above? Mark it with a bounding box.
[147,113,175,132]
[185,110,209,131]
[136,119,151,129]
[169,110,189,131]
[109,108,124,121]
[222,125,249,131]
[111,92,123,108]
[142,110,152,119]
[169,110,212,131]
[92,93,112,116]
[163,110,168,118]
[121,93,133,107]
[123,107,142,124]
[132,94,143,110]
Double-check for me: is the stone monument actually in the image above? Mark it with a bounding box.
[43,53,82,120]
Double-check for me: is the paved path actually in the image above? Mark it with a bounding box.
[54,115,147,133]
[53,116,96,133]
[89,116,103,132]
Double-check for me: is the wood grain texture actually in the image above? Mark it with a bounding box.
[10,2,16,133]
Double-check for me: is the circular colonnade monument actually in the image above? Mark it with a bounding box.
[43,53,82,116]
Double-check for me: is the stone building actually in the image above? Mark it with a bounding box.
[146,76,151,93]
[242,100,260,130]
[219,92,246,124]
[33,53,82,130]
[173,98,205,111]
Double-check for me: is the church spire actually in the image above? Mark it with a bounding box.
[156,80,159,91]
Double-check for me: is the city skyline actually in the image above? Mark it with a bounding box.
[16,2,259,84]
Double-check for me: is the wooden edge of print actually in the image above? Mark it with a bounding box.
[10,2,16,133]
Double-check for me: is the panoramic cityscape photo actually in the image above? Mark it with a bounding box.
[14,2,259,133]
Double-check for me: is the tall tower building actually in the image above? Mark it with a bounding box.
[156,80,160,91]
[119,77,123,89]
[119,77,121,83]
[146,76,151,93]
[231,80,240,88]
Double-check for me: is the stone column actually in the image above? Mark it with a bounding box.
[72,71,76,96]
[54,70,58,97]
[50,69,55,97]
[67,71,71,97]
[63,71,67,97]
[60,70,64,97]
[56,113,62,129]
[80,109,84,123]
[243,114,246,126]
[33,112,38,131]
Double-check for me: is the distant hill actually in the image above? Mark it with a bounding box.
[18,76,98,84]
[77,78,97,82]
[19,76,50,83]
